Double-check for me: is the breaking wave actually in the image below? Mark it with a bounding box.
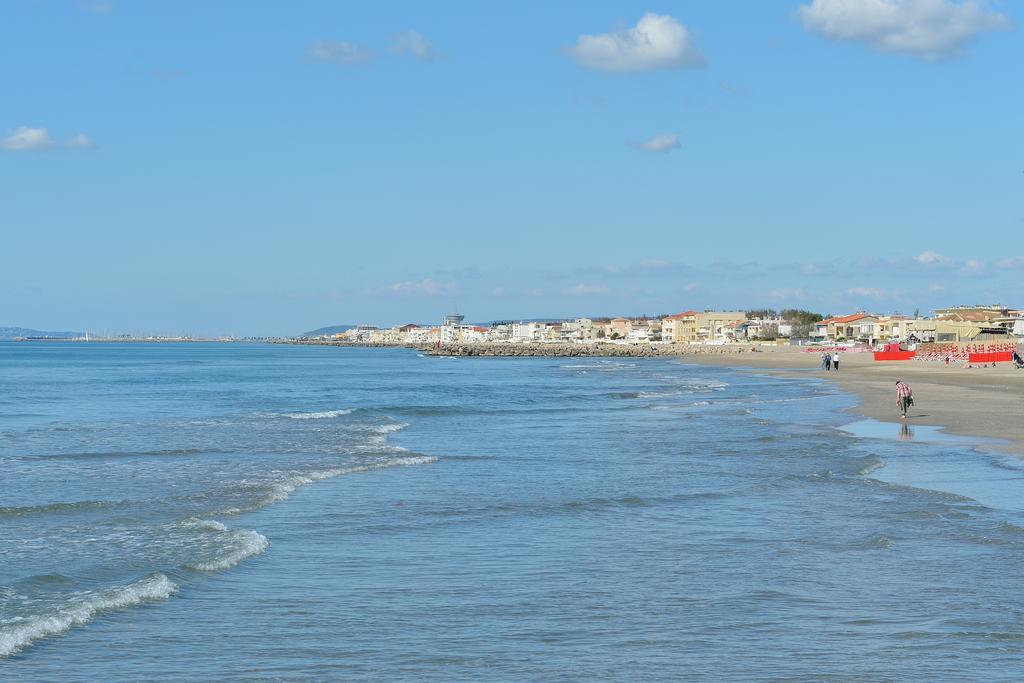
[0,573,178,659]
[182,520,270,572]
[220,455,438,515]
[282,409,354,420]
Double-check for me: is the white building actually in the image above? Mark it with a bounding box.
[512,322,549,342]
[560,318,595,343]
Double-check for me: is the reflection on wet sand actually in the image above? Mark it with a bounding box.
[899,422,913,441]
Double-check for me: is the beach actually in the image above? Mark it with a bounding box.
[681,346,1024,452]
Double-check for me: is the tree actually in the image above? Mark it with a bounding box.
[746,308,778,320]
[780,309,826,325]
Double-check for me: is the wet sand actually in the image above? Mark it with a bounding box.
[683,346,1024,453]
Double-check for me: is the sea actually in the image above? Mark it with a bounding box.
[3,342,1024,681]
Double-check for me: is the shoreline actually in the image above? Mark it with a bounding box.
[677,347,1024,454]
[285,339,1024,452]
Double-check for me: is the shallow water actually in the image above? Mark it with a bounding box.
[3,343,1024,681]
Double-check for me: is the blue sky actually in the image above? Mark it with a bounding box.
[2,1,1022,335]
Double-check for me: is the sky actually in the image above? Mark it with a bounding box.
[2,0,1022,336]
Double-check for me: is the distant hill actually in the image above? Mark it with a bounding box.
[0,326,82,340]
[301,324,355,338]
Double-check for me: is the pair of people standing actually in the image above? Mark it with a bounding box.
[821,352,841,371]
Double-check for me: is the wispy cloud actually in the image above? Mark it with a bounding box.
[66,133,97,150]
[915,250,952,266]
[768,287,805,300]
[307,40,375,65]
[638,259,671,270]
[566,284,610,296]
[1,126,56,151]
[389,30,438,61]
[377,279,456,296]
[847,286,888,298]
[798,0,1010,62]
[566,13,706,72]
[629,133,680,153]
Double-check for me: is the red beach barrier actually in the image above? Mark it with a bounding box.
[873,351,916,361]
[968,352,1013,364]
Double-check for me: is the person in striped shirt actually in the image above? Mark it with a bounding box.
[895,380,913,418]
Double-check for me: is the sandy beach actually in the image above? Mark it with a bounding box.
[683,346,1024,452]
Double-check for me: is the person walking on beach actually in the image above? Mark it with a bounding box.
[823,352,832,371]
[895,379,913,418]
[832,351,840,371]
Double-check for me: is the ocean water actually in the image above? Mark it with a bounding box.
[3,342,1024,681]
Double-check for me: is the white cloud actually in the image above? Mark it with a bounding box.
[996,257,1024,269]
[915,250,952,265]
[566,284,610,296]
[380,279,455,296]
[390,30,438,60]
[1,126,56,151]
[66,133,97,150]
[928,282,946,292]
[847,286,887,298]
[683,283,699,292]
[768,287,805,300]
[566,13,706,72]
[638,259,671,270]
[307,40,374,65]
[798,0,1010,61]
[629,133,681,153]
[960,258,986,274]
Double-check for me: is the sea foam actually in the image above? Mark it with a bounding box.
[0,573,177,658]
[187,530,270,572]
[283,409,354,420]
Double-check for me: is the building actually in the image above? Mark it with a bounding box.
[742,317,792,339]
[443,313,465,326]
[818,314,879,342]
[934,305,1008,323]
[695,311,747,342]
[661,311,697,343]
[626,320,652,343]
[560,318,595,343]
[660,311,746,343]
[511,321,549,342]
[609,318,631,340]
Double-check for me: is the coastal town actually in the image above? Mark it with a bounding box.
[304,305,1024,353]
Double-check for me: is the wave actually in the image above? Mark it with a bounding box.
[182,520,270,572]
[855,455,886,477]
[0,499,121,517]
[370,423,407,435]
[282,409,354,420]
[422,490,726,519]
[220,455,438,515]
[267,455,437,505]
[0,573,177,659]
[28,448,215,461]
